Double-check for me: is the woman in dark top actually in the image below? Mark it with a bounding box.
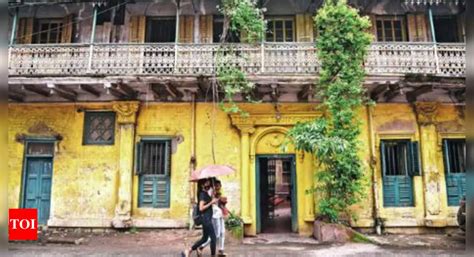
[183,178,218,257]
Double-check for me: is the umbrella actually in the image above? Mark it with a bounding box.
[189,164,235,182]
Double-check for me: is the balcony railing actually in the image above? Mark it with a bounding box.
[8,42,465,78]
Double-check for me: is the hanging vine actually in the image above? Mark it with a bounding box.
[214,0,266,116]
[287,0,372,223]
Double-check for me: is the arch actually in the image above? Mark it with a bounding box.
[250,126,293,157]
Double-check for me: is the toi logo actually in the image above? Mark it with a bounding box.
[9,209,38,241]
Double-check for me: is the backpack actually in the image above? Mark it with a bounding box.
[192,203,202,226]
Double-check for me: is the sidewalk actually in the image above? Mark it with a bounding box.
[8,229,467,256]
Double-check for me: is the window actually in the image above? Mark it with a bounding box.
[266,17,295,42]
[375,16,406,42]
[380,139,420,207]
[83,112,116,145]
[213,16,240,43]
[434,16,461,42]
[33,19,63,44]
[136,139,171,208]
[146,17,176,43]
[443,139,466,206]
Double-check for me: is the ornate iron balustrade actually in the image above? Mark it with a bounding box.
[8,42,465,77]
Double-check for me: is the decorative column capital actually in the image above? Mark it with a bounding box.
[112,101,140,124]
[415,102,439,126]
[236,125,255,135]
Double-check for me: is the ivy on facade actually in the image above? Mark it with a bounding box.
[287,0,372,223]
[215,0,266,116]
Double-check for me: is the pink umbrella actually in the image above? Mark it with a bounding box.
[189,164,235,182]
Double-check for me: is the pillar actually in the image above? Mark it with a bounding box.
[415,102,446,227]
[111,101,140,228]
[237,125,255,224]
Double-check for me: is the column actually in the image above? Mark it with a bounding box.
[111,101,140,228]
[415,102,446,227]
[237,125,255,223]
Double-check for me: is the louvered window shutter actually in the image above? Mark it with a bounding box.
[139,175,155,207]
[135,141,143,175]
[380,141,387,176]
[368,15,377,42]
[443,139,451,174]
[397,176,414,207]
[407,14,429,42]
[179,15,194,43]
[408,141,421,176]
[296,14,314,42]
[17,18,34,44]
[199,15,213,43]
[129,16,146,43]
[61,15,74,43]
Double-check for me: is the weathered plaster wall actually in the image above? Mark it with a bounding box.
[8,102,463,233]
[8,103,119,227]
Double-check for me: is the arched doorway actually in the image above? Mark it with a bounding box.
[230,109,320,236]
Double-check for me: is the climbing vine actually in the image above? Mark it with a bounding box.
[215,0,266,116]
[287,0,372,223]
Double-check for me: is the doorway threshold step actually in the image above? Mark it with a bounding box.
[243,233,319,245]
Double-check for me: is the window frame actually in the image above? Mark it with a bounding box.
[34,18,63,44]
[442,137,466,206]
[145,16,177,43]
[136,137,172,209]
[433,15,461,43]
[82,111,116,146]
[375,15,407,42]
[379,136,419,208]
[265,16,296,42]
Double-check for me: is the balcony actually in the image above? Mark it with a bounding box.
[8,42,465,78]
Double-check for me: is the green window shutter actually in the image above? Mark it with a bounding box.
[443,139,466,206]
[380,140,387,176]
[398,176,414,207]
[135,142,143,175]
[408,141,421,176]
[139,175,155,207]
[383,176,397,207]
[442,139,451,174]
[155,176,170,208]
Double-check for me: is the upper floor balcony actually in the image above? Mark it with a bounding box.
[8,42,465,78]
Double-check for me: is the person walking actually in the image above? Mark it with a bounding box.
[183,179,218,257]
[199,179,227,256]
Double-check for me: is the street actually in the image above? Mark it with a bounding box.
[7,229,467,257]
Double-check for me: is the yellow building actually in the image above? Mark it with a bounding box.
[8,0,465,236]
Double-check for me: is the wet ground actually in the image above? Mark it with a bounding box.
[8,229,467,257]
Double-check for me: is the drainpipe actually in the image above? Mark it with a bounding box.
[174,0,180,73]
[189,92,197,230]
[10,7,18,45]
[87,4,98,72]
[367,105,382,235]
[427,4,440,74]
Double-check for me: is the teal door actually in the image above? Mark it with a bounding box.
[23,157,53,224]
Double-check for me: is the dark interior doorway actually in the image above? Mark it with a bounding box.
[434,16,460,42]
[257,155,297,233]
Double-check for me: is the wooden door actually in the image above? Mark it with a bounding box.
[23,157,53,224]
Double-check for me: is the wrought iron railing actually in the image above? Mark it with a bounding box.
[8,42,465,77]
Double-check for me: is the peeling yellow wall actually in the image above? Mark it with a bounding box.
[8,103,119,227]
[8,102,464,233]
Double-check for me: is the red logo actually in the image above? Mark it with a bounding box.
[9,209,38,241]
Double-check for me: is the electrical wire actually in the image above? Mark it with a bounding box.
[14,0,129,42]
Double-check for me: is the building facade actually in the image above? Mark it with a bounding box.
[8,0,465,236]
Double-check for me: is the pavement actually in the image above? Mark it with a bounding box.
[7,229,468,257]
